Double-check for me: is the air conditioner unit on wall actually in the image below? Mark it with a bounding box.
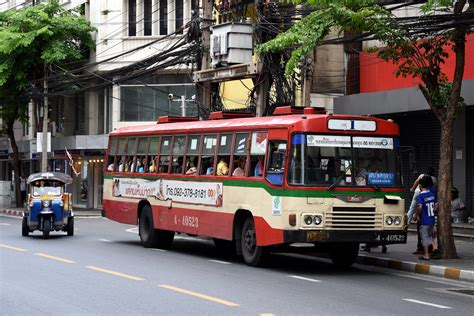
[210,23,253,67]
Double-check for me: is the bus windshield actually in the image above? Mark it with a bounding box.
[288,134,401,187]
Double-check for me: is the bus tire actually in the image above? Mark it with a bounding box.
[241,217,268,267]
[139,205,160,248]
[329,243,359,268]
[22,217,29,237]
[139,205,174,249]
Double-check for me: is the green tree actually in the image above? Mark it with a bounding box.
[258,0,473,259]
[0,0,95,206]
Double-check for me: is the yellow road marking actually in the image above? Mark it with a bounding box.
[35,253,75,264]
[86,266,145,281]
[0,243,28,252]
[159,284,239,307]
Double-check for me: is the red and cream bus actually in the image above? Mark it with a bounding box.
[103,107,407,267]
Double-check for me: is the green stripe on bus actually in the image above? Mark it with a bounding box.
[103,174,404,199]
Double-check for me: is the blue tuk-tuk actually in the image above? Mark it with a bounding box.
[22,172,74,239]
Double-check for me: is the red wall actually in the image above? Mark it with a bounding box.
[360,33,474,93]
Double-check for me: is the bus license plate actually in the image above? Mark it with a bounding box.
[381,233,406,243]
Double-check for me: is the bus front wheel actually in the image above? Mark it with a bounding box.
[329,243,359,268]
[241,217,268,267]
[139,205,174,249]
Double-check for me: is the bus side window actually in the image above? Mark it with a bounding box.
[171,135,186,174]
[126,137,137,173]
[159,136,171,173]
[200,134,217,175]
[266,141,286,185]
[107,137,118,172]
[185,135,201,175]
[249,131,267,177]
[232,133,249,177]
[148,137,160,173]
[217,133,232,176]
[136,137,149,173]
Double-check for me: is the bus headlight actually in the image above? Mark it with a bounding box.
[385,216,393,225]
[304,215,313,225]
[394,216,401,226]
[313,215,322,225]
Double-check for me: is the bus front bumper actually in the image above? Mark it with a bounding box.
[283,230,407,245]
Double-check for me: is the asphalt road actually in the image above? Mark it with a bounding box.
[1,215,473,316]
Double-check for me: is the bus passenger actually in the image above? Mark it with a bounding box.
[254,156,264,177]
[216,158,229,176]
[232,158,245,177]
[149,157,157,172]
[186,157,198,175]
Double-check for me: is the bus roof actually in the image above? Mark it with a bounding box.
[109,114,399,136]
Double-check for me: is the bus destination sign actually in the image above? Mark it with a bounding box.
[328,119,376,132]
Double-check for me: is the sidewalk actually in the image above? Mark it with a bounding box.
[356,233,474,283]
[0,207,102,217]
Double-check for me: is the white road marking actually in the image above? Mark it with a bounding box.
[209,259,232,265]
[0,223,11,225]
[151,248,167,252]
[403,299,452,309]
[289,275,322,283]
[125,227,138,234]
[99,239,113,243]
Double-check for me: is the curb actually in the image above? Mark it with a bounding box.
[0,209,102,218]
[357,254,474,283]
[0,209,23,217]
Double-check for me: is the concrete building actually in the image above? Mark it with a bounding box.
[0,0,195,209]
[334,6,474,219]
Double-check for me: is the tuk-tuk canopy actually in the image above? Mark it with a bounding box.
[27,172,73,185]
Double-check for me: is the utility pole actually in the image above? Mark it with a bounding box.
[200,0,212,115]
[41,63,49,172]
[181,95,186,117]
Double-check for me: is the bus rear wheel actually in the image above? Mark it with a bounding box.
[329,243,359,268]
[241,217,268,267]
[139,205,174,249]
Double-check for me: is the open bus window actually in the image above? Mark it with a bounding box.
[148,137,160,172]
[249,131,267,177]
[200,135,217,175]
[107,137,118,172]
[232,133,249,177]
[185,135,201,175]
[135,137,149,173]
[217,133,232,176]
[159,136,171,173]
[172,136,186,174]
[266,141,286,185]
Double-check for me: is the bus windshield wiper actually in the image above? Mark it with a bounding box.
[328,173,345,191]
[370,184,381,192]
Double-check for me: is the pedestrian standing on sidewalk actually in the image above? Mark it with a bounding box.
[415,176,438,260]
[20,172,27,204]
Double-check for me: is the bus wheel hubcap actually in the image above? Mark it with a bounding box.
[244,227,256,254]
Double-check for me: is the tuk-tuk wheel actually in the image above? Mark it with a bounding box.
[67,217,74,236]
[42,219,51,239]
[22,217,29,237]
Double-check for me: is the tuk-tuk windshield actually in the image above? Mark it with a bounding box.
[31,181,63,197]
